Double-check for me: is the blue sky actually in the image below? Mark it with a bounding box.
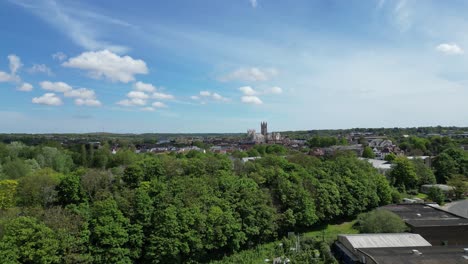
[1,0,468,133]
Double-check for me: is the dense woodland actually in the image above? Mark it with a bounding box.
[0,131,467,263]
[0,140,396,263]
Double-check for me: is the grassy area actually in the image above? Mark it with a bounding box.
[210,220,358,263]
[304,220,358,244]
[414,193,428,200]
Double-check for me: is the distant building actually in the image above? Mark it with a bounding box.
[247,122,282,144]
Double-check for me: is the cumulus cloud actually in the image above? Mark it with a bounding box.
[75,98,101,106]
[8,55,22,75]
[52,52,67,61]
[212,93,229,102]
[239,86,257,95]
[152,101,167,108]
[39,81,101,107]
[134,81,156,93]
[117,98,146,106]
[197,90,229,102]
[64,88,96,99]
[152,92,175,100]
[436,43,464,55]
[63,50,148,83]
[241,95,263,105]
[32,93,63,106]
[28,64,53,75]
[17,83,33,92]
[220,67,278,82]
[40,81,73,92]
[0,71,12,82]
[0,54,22,83]
[127,90,150,100]
[249,0,258,8]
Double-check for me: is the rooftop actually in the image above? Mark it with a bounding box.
[381,204,468,227]
[338,233,431,249]
[359,246,468,264]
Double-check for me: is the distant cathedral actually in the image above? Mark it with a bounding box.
[247,122,281,144]
[261,122,268,136]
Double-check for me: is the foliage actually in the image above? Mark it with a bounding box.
[362,146,375,158]
[356,210,407,233]
[0,140,395,263]
[447,174,467,199]
[388,157,419,191]
[0,216,60,264]
[0,180,18,209]
[427,187,445,204]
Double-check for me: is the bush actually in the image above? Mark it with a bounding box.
[356,210,406,233]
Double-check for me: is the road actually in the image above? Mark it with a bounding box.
[442,199,468,218]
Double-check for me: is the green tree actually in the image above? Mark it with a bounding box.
[56,172,85,206]
[0,180,18,209]
[0,216,60,263]
[447,174,467,200]
[16,168,61,207]
[411,158,436,185]
[427,186,445,204]
[89,198,132,264]
[388,157,419,191]
[357,210,406,233]
[362,146,375,159]
[433,153,458,183]
[384,153,397,162]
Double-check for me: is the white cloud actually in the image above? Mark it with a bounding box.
[28,64,53,75]
[152,92,175,100]
[220,67,278,82]
[8,55,22,75]
[212,93,229,102]
[64,88,96,99]
[152,101,167,108]
[17,83,33,92]
[241,95,263,105]
[0,71,12,82]
[117,98,146,106]
[249,0,258,8]
[32,93,63,106]
[75,98,101,106]
[127,90,149,100]
[52,52,67,61]
[0,54,22,83]
[265,86,283,94]
[239,86,257,95]
[436,43,464,55]
[141,107,155,111]
[40,81,73,92]
[200,91,211,97]
[134,81,156,93]
[197,91,229,102]
[63,50,148,83]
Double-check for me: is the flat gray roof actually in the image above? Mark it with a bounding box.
[338,233,432,249]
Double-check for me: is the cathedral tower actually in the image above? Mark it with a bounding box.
[261,122,268,136]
